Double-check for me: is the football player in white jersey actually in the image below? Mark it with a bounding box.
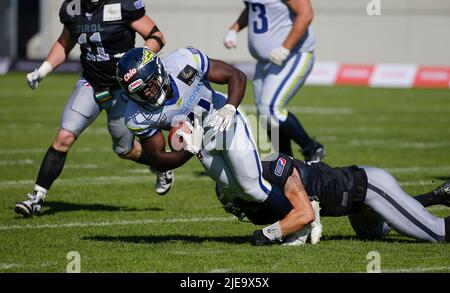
[224,0,324,161]
[116,47,294,220]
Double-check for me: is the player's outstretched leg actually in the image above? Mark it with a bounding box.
[362,167,449,243]
[15,145,68,217]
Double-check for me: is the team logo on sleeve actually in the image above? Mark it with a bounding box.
[274,158,287,177]
[134,0,145,9]
[177,65,198,86]
[141,50,155,66]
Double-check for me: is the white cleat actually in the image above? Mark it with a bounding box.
[310,200,323,245]
[282,226,311,246]
[154,169,174,195]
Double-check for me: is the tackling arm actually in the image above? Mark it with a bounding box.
[279,167,315,237]
[140,131,193,172]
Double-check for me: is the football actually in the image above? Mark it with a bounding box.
[168,121,192,151]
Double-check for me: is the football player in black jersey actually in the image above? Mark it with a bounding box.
[216,153,450,245]
[16,0,172,217]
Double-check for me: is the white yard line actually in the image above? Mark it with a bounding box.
[350,139,450,149]
[0,263,22,270]
[241,105,354,115]
[383,265,450,273]
[0,216,235,231]
[0,174,210,188]
[399,180,440,187]
[386,166,450,174]
[0,159,34,166]
[0,147,111,155]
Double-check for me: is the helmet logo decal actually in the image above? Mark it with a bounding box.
[141,50,155,67]
[128,79,144,93]
[124,68,138,82]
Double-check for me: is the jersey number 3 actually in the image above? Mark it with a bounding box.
[248,3,268,34]
[78,32,110,62]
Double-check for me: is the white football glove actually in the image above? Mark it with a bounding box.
[26,61,53,90]
[223,29,238,49]
[269,47,290,66]
[176,118,204,155]
[207,104,236,132]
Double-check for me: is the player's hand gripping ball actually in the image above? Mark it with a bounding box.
[168,121,192,151]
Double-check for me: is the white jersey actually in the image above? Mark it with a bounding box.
[125,47,227,139]
[246,0,315,61]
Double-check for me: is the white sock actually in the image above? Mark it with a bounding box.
[262,221,283,241]
[34,185,48,199]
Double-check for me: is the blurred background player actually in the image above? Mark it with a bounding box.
[215,153,450,245]
[116,47,293,224]
[15,0,171,218]
[224,0,324,161]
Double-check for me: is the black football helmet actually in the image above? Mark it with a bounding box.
[116,47,170,109]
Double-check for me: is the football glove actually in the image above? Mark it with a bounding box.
[26,61,53,90]
[223,29,238,49]
[176,118,204,155]
[207,104,236,132]
[269,47,290,66]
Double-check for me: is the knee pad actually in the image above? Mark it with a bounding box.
[109,118,134,155]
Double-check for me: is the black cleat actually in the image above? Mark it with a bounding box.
[433,181,450,207]
[15,192,44,218]
[251,230,275,246]
[302,141,325,162]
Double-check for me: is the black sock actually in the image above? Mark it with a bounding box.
[35,146,68,190]
[445,217,450,242]
[267,127,292,156]
[278,131,292,156]
[279,112,313,150]
[414,191,443,207]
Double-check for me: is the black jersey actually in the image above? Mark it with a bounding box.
[59,0,145,89]
[262,154,368,217]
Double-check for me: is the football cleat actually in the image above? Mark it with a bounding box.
[15,191,44,218]
[252,230,276,246]
[433,180,450,207]
[309,200,323,245]
[302,140,325,162]
[282,226,310,246]
[154,169,174,195]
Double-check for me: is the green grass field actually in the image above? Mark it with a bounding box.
[0,72,449,272]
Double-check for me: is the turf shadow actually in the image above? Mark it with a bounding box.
[434,176,450,181]
[40,201,163,216]
[194,170,210,177]
[83,234,250,245]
